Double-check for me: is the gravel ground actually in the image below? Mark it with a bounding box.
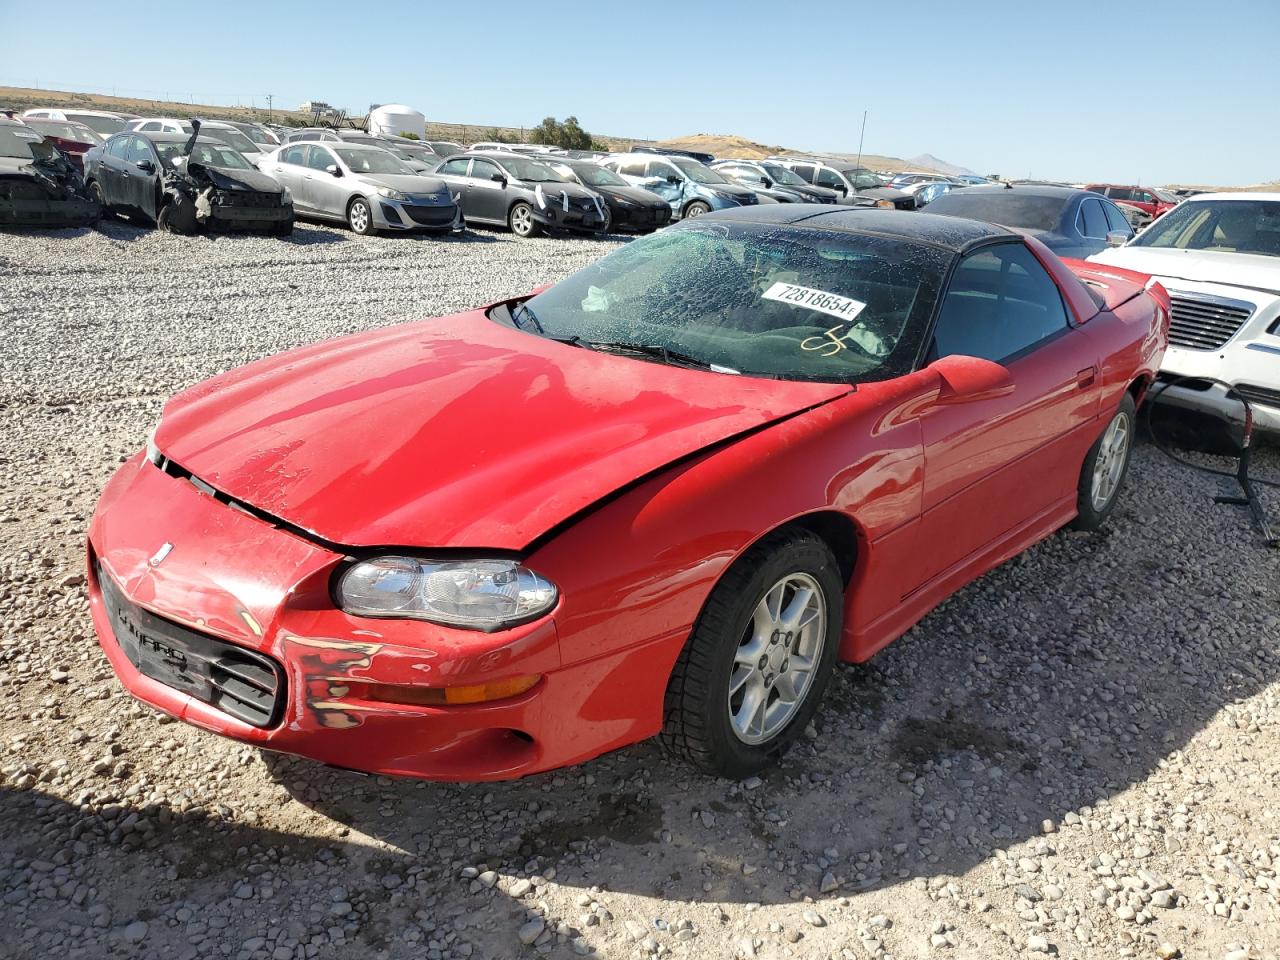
[2,220,1278,960]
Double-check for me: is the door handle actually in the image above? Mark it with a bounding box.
[1076,366,1098,388]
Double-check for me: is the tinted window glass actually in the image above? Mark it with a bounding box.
[926,192,1066,232]
[471,158,500,180]
[1102,202,1132,235]
[617,160,646,177]
[792,164,815,181]
[814,168,845,190]
[106,136,130,159]
[931,243,1069,363]
[1108,186,1135,201]
[281,145,307,166]
[305,146,333,171]
[1080,198,1108,238]
[646,160,675,179]
[125,138,154,165]
[439,157,471,176]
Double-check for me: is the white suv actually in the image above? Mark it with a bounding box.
[1089,193,1280,431]
[21,108,137,137]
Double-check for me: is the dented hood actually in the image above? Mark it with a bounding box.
[156,311,849,550]
[191,163,283,194]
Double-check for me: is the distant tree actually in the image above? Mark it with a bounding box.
[482,127,519,144]
[528,116,595,151]
[398,132,420,140]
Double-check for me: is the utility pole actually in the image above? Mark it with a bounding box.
[266,94,273,121]
[855,110,867,171]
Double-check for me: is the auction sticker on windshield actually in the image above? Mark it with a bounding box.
[762,282,868,322]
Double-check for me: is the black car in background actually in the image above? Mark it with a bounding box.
[432,151,609,238]
[548,158,671,232]
[83,128,293,235]
[710,159,839,204]
[924,184,1133,259]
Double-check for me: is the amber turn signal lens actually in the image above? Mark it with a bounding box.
[360,675,541,707]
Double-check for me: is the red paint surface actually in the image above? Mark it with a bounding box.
[90,247,1167,780]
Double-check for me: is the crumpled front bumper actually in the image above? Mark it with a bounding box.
[87,453,640,781]
[0,176,101,227]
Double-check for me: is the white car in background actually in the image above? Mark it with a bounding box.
[124,118,265,164]
[1089,193,1280,432]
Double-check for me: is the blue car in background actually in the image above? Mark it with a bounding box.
[602,152,759,219]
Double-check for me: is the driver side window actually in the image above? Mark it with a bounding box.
[471,159,500,181]
[125,138,154,165]
[814,168,845,190]
[930,243,1070,363]
[305,146,334,171]
[439,158,471,176]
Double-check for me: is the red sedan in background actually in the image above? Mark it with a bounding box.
[1085,184,1178,221]
[87,207,1169,781]
[19,117,103,170]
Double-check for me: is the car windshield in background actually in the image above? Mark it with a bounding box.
[558,163,627,187]
[173,142,255,170]
[24,121,103,144]
[336,149,415,176]
[206,128,258,154]
[1132,199,1280,257]
[672,158,727,184]
[501,157,568,182]
[428,142,462,156]
[238,125,276,145]
[844,170,886,190]
[761,163,808,186]
[927,192,1065,231]
[521,220,945,382]
[0,128,40,159]
[67,114,126,135]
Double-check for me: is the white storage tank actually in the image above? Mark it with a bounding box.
[368,104,426,140]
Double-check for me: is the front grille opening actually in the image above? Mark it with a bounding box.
[1168,293,1253,351]
[211,653,283,727]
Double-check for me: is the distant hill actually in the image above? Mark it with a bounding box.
[655,134,969,175]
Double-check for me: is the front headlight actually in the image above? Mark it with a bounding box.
[377,187,408,201]
[713,190,738,202]
[337,556,557,630]
[875,199,895,209]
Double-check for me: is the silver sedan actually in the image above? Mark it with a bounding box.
[257,142,461,235]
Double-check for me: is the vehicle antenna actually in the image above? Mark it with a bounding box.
[855,110,867,171]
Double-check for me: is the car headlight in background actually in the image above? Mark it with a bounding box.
[377,187,408,201]
[712,190,740,202]
[338,556,557,630]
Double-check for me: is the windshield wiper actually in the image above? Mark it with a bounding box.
[580,340,739,374]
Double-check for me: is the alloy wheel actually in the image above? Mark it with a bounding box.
[511,204,533,237]
[728,572,826,745]
[1090,411,1131,511]
[349,200,370,234]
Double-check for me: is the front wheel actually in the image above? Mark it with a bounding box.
[347,197,374,235]
[87,179,112,217]
[683,200,711,219]
[509,201,539,238]
[662,530,843,778]
[1071,394,1136,530]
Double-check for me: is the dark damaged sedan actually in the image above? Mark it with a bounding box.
[0,119,101,227]
[84,124,294,235]
[548,159,672,233]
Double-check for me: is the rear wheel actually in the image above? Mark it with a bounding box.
[1071,394,1136,530]
[274,220,294,238]
[347,197,374,235]
[509,201,539,238]
[683,200,711,219]
[662,530,843,778]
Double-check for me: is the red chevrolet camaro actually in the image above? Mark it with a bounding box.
[88,207,1169,780]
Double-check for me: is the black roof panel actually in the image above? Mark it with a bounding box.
[702,205,1015,250]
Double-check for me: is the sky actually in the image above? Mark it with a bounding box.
[3,0,1277,186]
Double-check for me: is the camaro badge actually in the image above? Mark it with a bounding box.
[149,542,174,567]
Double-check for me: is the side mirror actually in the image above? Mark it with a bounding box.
[135,159,155,173]
[929,354,1015,405]
[760,177,772,188]
[666,174,680,184]
[326,164,341,177]
[833,183,848,194]
[1105,230,1128,247]
[490,172,507,184]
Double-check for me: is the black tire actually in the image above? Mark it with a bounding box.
[87,180,113,218]
[662,529,843,778]
[347,197,375,235]
[1071,393,1137,531]
[274,220,294,238]
[156,202,178,233]
[508,201,540,238]
[683,200,711,219]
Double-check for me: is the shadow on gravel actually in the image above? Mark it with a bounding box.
[247,438,1280,918]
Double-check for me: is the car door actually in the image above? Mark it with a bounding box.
[303,145,346,218]
[467,157,509,222]
[270,145,312,212]
[122,136,161,220]
[643,159,685,208]
[97,136,131,205]
[433,157,473,216]
[911,240,1102,589]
